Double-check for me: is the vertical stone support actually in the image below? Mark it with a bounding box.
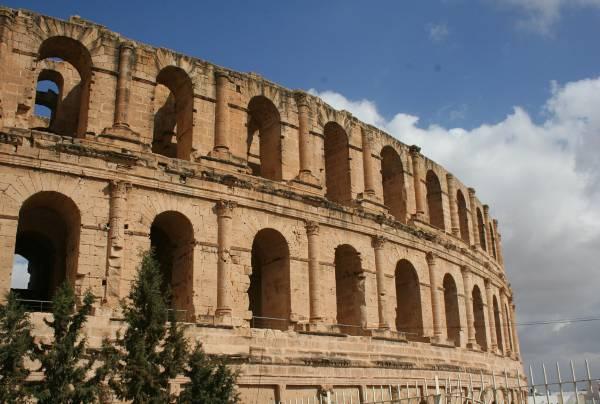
[483,205,493,256]
[372,236,389,329]
[510,299,521,359]
[500,289,513,356]
[215,200,236,319]
[0,215,18,301]
[212,71,231,157]
[468,188,480,248]
[493,219,505,266]
[461,266,477,349]
[293,91,320,187]
[113,42,135,129]
[446,174,460,237]
[485,280,498,352]
[362,127,376,198]
[105,180,128,306]
[410,145,425,219]
[426,253,443,342]
[305,221,323,322]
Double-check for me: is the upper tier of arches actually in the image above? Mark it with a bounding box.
[0,8,503,267]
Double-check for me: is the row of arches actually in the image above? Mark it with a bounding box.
[9,190,512,354]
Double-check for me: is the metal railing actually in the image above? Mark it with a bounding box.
[16,298,53,313]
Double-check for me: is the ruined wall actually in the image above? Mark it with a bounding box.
[0,7,522,402]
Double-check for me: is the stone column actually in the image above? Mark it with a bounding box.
[113,42,135,129]
[485,280,498,352]
[461,266,477,349]
[510,299,521,359]
[212,71,231,158]
[500,289,513,357]
[447,174,460,237]
[483,205,493,255]
[362,127,376,198]
[468,188,480,248]
[105,181,129,306]
[215,200,236,319]
[293,91,319,187]
[426,253,443,342]
[410,145,425,219]
[0,214,18,302]
[305,221,323,322]
[493,220,505,266]
[372,236,389,329]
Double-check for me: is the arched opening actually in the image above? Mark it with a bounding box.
[381,146,407,223]
[334,244,364,335]
[11,192,80,306]
[247,96,282,180]
[504,304,514,352]
[395,259,424,340]
[443,274,461,347]
[248,228,290,330]
[150,211,194,320]
[489,223,498,259]
[37,36,92,137]
[476,208,487,251]
[152,66,194,160]
[472,285,488,350]
[456,190,470,243]
[324,122,352,205]
[425,170,445,229]
[32,69,64,132]
[493,296,503,351]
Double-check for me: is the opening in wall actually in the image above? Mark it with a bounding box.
[395,259,424,340]
[334,244,364,335]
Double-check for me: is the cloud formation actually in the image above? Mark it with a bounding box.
[310,77,600,372]
[427,22,450,42]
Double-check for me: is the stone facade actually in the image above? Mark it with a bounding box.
[0,7,524,402]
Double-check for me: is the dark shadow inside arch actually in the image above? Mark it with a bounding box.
[472,285,488,350]
[334,244,364,335]
[426,170,445,229]
[247,96,282,180]
[248,228,290,330]
[381,146,407,223]
[476,208,487,251]
[395,259,424,340]
[456,190,470,243]
[493,296,504,351]
[324,122,352,206]
[443,273,461,347]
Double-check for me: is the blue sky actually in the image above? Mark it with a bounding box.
[8,0,600,128]
[7,0,600,377]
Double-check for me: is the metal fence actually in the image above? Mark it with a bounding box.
[268,361,598,404]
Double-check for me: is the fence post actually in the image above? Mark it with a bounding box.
[557,362,565,404]
[585,360,596,404]
[327,390,331,404]
[570,361,579,404]
[543,363,551,404]
[530,365,537,404]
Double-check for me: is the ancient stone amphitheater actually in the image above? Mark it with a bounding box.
[0,7,524,403]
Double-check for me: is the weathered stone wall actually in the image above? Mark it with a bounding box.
[0,7,522,402]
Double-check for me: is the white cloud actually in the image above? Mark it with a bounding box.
[427,23,450,42]
[494,0,600,34]
[310,77,600,370]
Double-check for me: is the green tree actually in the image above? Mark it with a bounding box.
[107,251,188,403]
[0,292,34,403]
[177,344,239,404]
[34,282,99,404]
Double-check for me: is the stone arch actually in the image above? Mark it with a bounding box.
[504,303,514,352]
[12,191,81,304]
[249,228,291,330]
[489,223,498,259]
[493,295,503,351]
[247,96,282,180]
[324,122,352,205]
[32,69,64,132]
[152,66,194,160]
[457,189,470,243]
[426,170,445,229]
[443,273,461,346]
[395,259,424,339]
[334,244,364,335]
[36,36,92,137]
[381,146,407,223]
[150,210,195,320]
[472,285,488,350]
[476,208,487,251]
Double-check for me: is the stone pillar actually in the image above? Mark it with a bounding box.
[293,91,319,187]
[410,145,425,219]
[305,221,323,322]
[215,200,236,319]
[461,266,477,349]
[485,280,498,352]
[362,127,376,198]
[105,181,129,306]
[446,174,460,237]
[0,214,18,302]
[500,289,513,357]
[483,205,492,255]
[113,42,135,129]
[510,299,521,359]
[212,71,231,158]
[468,188,480,248]
[372,236,389,329]
[493,219,505,266]
[426,253,443,342]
